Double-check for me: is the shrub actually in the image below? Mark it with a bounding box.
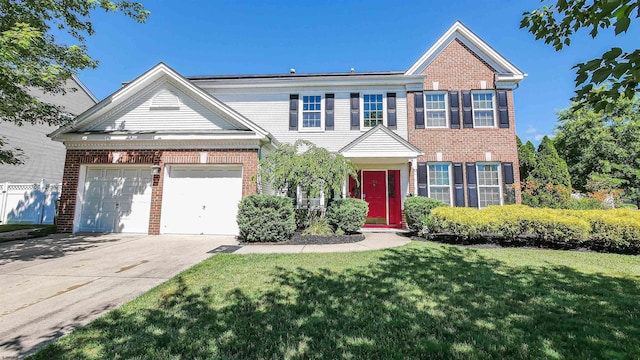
[294,208,322,230]
[404,196,449,234]
[302,218,334,236]
[572,209,640,251]
[236,194,296,242]
[326,198,368,234]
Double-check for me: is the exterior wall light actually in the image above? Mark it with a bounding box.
[151,164,161,176]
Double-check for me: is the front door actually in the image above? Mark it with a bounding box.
[362,171,387,224]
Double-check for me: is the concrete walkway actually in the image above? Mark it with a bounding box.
[234,232,411,254]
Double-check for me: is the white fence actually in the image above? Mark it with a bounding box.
[0,181,61,225]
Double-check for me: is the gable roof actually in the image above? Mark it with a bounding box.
[405,21,526,86]
[339,124,423,158]
[50,62,271,140]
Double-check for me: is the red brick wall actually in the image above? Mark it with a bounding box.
[58,148,259,234]
[408,39,521,204]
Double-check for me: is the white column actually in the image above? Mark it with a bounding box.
[411,159,418,196]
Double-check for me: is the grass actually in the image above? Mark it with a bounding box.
[0,224,56,243]
[32,241,640,359]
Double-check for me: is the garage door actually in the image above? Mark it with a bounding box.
[78,167,152,233]
[160,165,242,235]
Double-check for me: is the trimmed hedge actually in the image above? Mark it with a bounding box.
[403,196,449,234]
[237,194,296,242]
[429,205,640,253]
[326,198,368,234]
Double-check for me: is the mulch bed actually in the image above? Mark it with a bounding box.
[240,231,365,245]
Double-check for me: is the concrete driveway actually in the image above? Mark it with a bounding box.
[0,233,238,359]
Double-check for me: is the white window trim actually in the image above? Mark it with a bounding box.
[296,185,325,209]
[360,93,387,130]
[476,162,503,208]
[427,162,453,206]
[299,94,325,132]
[471,90,497,128]
[424,91,449,128]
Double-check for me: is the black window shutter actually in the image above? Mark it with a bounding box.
[497,90,509,128]
[417,162,428,197]
[387,92,397,130]
[502,162,514,185]
[325,93,334,130]
[462,90,473,128]
[449,91,460,129]
[414,92,425,129]
[350,93,360,130]
[453,162,465,207]
[466,162,478,208]
[289,94,298,130]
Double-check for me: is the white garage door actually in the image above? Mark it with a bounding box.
[78,167,152,233]
[160,165,243,235]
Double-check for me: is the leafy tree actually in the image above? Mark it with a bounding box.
[521,0,639,111]
[555,94,640,205]
[517,136,537,181]
[258,140,358,222]
[0,0,150,163]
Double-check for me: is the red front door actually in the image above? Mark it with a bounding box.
[362,171,387,224]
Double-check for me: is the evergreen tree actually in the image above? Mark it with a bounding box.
[517,136,537,181]
[529,136,572,188]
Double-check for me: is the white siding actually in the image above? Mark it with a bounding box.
[211,87,408,152]
[344,129,415,157]
[86,81,242,132]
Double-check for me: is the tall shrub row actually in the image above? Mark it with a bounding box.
[429,205,640,253]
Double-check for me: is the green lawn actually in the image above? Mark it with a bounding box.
[0,224,56,243]
[32,242,640,359]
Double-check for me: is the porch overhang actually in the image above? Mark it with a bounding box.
[339,124,423,162]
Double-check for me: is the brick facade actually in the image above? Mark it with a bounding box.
[408,39,522,204]
[58,148,259,234]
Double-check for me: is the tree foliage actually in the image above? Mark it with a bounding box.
[0,0,149,163]
[531,135,572,189]
[521,0,639,111]
[517,136,537,181]
[258,140,358,211]
[554,93,640,204]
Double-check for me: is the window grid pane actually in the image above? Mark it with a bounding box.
[425,93,447,127]
[302,95,322,128]
[428,164,451,205]
[477,163,501,207]
[363,94,384,128]
[472,92,494,127]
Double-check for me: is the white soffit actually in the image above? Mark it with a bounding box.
[405,21,526,82]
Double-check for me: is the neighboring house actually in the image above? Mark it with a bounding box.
[0,76,98,183]
[50,21,525,235]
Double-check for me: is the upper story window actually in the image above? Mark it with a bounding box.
[428,163,453,205]
[472,91,495,127]
[362,94,384,128]
[302,95,322,129]
[477,163,502,207]
[425,92,447,128]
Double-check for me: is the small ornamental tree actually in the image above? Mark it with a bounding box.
[258,140,358,224]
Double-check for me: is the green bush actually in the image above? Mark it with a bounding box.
[404,196,449,234]
[326,198,368,234]
[302,218,334,236]
[236,194,296,242]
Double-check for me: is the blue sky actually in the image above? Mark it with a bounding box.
[76,1,639,144]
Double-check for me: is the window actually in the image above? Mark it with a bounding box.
[296,186,324,209]
[472,92,495,127]
[428,163,452,205]
[477,163,502,207]
[302,95,322,129]
[362,94,384,128]
[425,92,447,127]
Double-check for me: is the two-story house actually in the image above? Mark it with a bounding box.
[51,21,525,235]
